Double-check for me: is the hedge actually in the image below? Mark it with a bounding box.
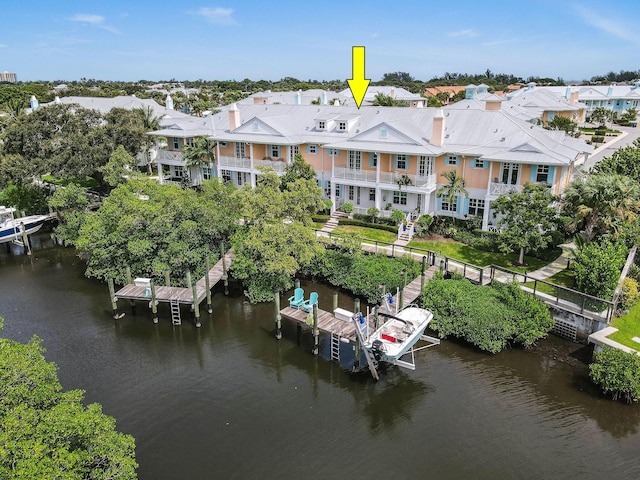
[338,218,398,233]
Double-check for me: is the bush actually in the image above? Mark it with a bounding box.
[309,250,421,302]
[415,214,433,236]
[353,213,397,227]
[338,218,398,234]
[311,214,329,223]
[590,347,640,402]
[592,135,605,143]
[621,278,640,310]
[391,209,405,225]
[340,202,354,214]
[421,278,553,353]
[573,241,628,299]
[367,207,379,222]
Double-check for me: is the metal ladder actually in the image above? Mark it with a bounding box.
[170,299,181,325]
[351,314,379,381]
[330,333,341,362]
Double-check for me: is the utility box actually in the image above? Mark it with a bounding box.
[134,278,152,297]
[334,308,354,322]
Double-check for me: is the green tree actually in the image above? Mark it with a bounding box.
[619,107,638,125]
[183,136,216,185]
[561,173,640,242]
[0,319,138,479]
[573,241,627,299]
[135,107,161,175]
[0,154,35,188]
[590,347,640,403]
[492,184,558,265]
[372,93,408,107]
[367,206,379,223]
[48,183,90,245]
[280,153,316,190]
[545,115,578,136]
[589,106,615,128]
[100,145,136,187]
[591,138,640,184]
[0,182,49,214]
[104,108,147,159]
[437,170,468,225]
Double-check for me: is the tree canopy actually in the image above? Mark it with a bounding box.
[0,318,137,479]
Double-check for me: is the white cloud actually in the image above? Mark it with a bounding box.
[574,4,639,43]
[189,7,237,25]
[448,29,477,38]
[482,38,519,47]
[67,13,121,34]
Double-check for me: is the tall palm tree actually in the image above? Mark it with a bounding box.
[437,170,468,225]
[136,107,161,175]
[562,173,640,241]
[183,136,217,185]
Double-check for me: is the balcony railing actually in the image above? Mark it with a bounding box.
[489,182,523,195]
[219,156,251,169]
[333,167,436,188]
[254,159,287,173]
[156,150,184,164]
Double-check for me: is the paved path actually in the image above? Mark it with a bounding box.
[525,243,573,281]
[578,123,640,174]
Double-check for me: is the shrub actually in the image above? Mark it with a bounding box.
[590,347,640,402]
[391,209,405,225]
[573,241,628,299]
[415,214,433,236]
[340,202,354,214]
[337,218,398,234]
[421,278,553,353]
[592,135,605,143]
[367,207,379,222]
[322,199,332,213]
[311,214,329,223]
[621,278,640,310]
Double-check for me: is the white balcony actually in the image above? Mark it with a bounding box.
[489,182,523,195]
[254,159,287,173]
[219,156,251,169]
[156,149,185,165]
[333,167,436,188]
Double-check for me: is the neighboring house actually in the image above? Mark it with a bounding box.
[515,82,640,115]
[0,71,17,83]
[338,86,426,108]
[240,89,347,106]
[423,85,467,104]
[150,98,592,231]
[505,83,587,124]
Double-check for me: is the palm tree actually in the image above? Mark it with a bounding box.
[562,173,640,241]
[437,170,468,225]
[183,136,217,185]
[136,107,161,175]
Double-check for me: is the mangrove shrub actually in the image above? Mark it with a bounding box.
[590,347,640,403]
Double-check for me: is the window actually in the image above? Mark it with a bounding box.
[307,145,318,154]
[370,152,378,167]
[219,141,228,147]
[393,191,407,205]
[270,145,280,158]
[418,156,434,176]
[171,138,180,150]
[338,121,347,131]
[501,163,520,185]
[289,145,299,162]
[395,154,408,170]
[202,167,212,180]
[324,181,331,197]
[335,184,341,197]
[471,158,487,169]
[446,155,458,166]
[318,121,326,130]
[235,142,246,159]
[536,165,549,183]
[185,137,194,147]
[221,169,231,182]
[348,185,354,201]
[252,120,260,131]
[380,128,388,138]
[369,189,376,201]
[174,166,184,178]
[328,148,340,156]
[237,172,243,185]
[348,151,361,170]
[468,199,485,217]
[441,197,457,212]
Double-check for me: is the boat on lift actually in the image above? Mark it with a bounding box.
[352,293,439,377]
[0,206,49,244]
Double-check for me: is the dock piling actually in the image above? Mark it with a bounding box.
[294,278,300,290]
[353,297,361,372]
[205,255,212,314]
[274,291,282,339]
[221,243,229,295]
[332,290,338,313]
[165,270,171,287]
[312,303,319,355]
[107,278,121,321]
[187,270,201,327]
[125,265,135,311]
[19,222,31,256]
[150,279,158,323]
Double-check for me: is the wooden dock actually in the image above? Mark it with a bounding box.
[279,265,437,343]
[114,252,234,305]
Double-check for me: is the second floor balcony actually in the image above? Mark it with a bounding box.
[333,167,436,189]
[218,156,287,173]
[489,182,523,195]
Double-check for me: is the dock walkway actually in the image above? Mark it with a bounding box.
[115,252,234,305]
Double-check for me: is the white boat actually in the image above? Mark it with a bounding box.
[0,206,49,244]
[352,293,438,377]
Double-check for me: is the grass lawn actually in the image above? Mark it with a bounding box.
[407,238,556,273]
[608,303,640,350]
[332,225,398,244]
[524,268,576,295]
[311,222,326,230]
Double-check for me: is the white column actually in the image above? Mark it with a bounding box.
[157,161,164,185]
[482,198,490,230]
[249,144,256,188]
[216,142,223,179]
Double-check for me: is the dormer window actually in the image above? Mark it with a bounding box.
[380,128,388,139]
[318,121,326,130]
[252,120,260,131]
[338,121,347,131]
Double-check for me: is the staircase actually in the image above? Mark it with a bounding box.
[170,299,181,325]
[397,221,414,244]
[320,211,348,233]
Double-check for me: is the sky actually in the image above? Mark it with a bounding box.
[1,0,639,83]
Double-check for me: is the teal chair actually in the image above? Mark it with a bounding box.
[288,288,305,309]
[302,292,318,313]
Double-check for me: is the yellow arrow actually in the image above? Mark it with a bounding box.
[347,46,370,109]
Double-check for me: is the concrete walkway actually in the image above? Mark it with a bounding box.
[522,243,573,281]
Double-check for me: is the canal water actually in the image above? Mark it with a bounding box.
[2,233,640,479]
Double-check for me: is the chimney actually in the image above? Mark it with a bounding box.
[53,96,61,104]
[229,103,240,131]
[569,91,579,105]
[30,95,39,110]
[607,85,614,97]
[295,89,302,105]
[485,99,502,111]
[390,88,396,99]
[431,109,445,147]
[565,86,572,99]
[465,84,476,99]
[321,91,327,105]
[166,94,174,110]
